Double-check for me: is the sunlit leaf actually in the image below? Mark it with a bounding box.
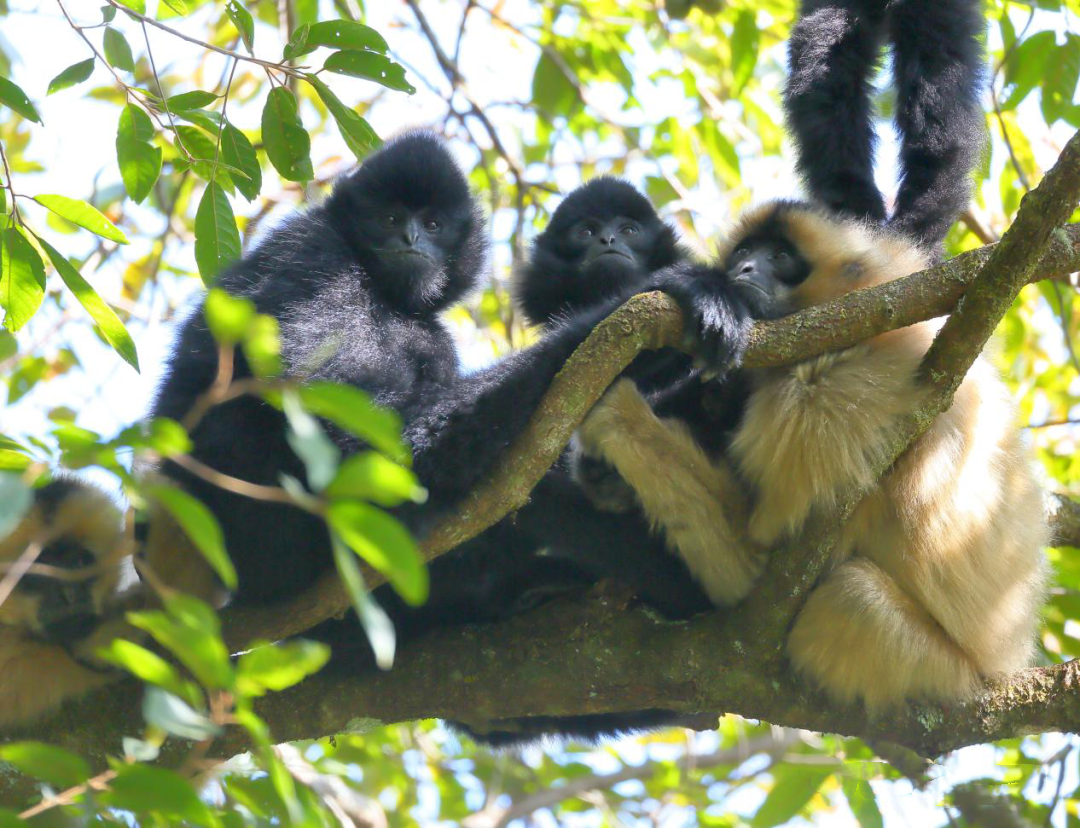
[33,194,128,243]
[323,50,415,93]
[282,389,340,491]
[326,451,425,506]
[106,764,215,822]
[225,0,255,54]
[287,19,388,59]
[39,237,139,371]
[730,9,760,95]
[103,27,135,73]
[0,226,46,332]
[327,499,427,605]
[97,639,202,707]
[142,687,222,740]
[114,0,145,13]
[0,76,41,123]
[116,103,162,203]
[204,288,255,344]
[841,776,884,828]
[0,742,89,788]
[237,640,330,696]
[306,75,381,159]
[194,182,240,284]
[261,87,313,181]
[298,382,408,464]
[331,532,395,668]
[128,595,233,689]
[166,89,219,111]
[47,58,95,95]
[221,123,261,201]
[147,484,237,589]
[751,765,834,827]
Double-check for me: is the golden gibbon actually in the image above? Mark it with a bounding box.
[0,479,135,728]
[576,201,1049,710]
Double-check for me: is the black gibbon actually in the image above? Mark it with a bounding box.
[0,479,136,729]
[785,0,985,248]
[579,201,1048,708]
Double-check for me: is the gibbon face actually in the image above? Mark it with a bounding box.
[717,201,928,317]
[0,481,126,643]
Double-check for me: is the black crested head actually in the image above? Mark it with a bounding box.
[325,130,488,314]
[514,177,684,327]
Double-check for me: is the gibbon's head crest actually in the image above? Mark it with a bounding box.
[514,177,683,326]
[718,200,929,315]
[326,129,489,312]
[0,479,126,643]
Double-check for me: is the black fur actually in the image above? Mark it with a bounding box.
[785,0,985,250]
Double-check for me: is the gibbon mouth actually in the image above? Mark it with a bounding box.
[590,250,634,263]
[378,249,436,264]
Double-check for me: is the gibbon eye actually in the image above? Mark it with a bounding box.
[424,218,441,231]
[735,246,749,258]
[578,226,595,238]
[773,250,789,261]
[382,215,398,227]
[620,224,639,235]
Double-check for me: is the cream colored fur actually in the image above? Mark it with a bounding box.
[0,483,136,730]
[581,203,1049,710]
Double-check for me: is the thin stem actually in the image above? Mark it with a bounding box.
[104,0,305,78]
[0,139,21,225]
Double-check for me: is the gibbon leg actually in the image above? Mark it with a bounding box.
[787,557,981,709]
[578,379,764,606]
[0,628,116,729]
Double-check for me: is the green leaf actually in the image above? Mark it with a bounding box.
[331,533,395,668]
[225,0,255,54]
[221,123,262,201]
[531,52,577,115]
[116,104,162,203]
[0,76,41,123]
[103,27,135,73]
[39,237,139,371]
[160,0,188,15]
[282,389,340,491]
[115,0,145,13]
[97,638,201,707]
[326,451,425,506]
[0,742,90,788]
[327,500,427,605]
[142,687,222,740]
[841,776,884,828]
[148,484,237,589]
[128,596,233,689]
[1,226,46,332]
[298,381,408,464]
[323,50,415,93]
[194,182,241,284]
[288,19,388,59]
[102,5,117,22]
[0,330,14,361]
[730,9,760,95]
[1043,35,1080,124]
[0,472,32,540]
[242,314,281,378]
[260,87,313,181]
[751,765,834,828]
[282,23,310,61]
[204,288,255,344]
[33,194,128,243]
[47,58,95,95]
[236,640,330,696]
[306,75,381,160]
[107,764,214,822]
[1001,30,1055,111]
[166,89,219,110]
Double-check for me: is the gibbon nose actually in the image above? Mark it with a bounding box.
[600,234,616,245]
[739,261,756,276]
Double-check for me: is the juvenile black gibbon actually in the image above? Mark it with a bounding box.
[0,479,135,728]
[578,200,1049,709]
[784,0,985,248]
[143,132,746,610]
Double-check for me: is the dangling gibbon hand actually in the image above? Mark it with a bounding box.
[0,479,138,729]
